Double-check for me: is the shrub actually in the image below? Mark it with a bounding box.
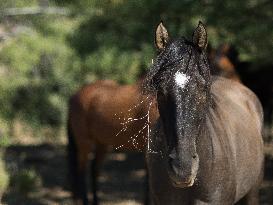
[10,168,42,195]
[0,156,9,201]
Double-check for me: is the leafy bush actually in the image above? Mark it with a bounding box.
[0,156,9,200]
[69,0,273,64]
[10,168,41,195]
[83,45,153,84]
[0,29,81,129]
[0,135,10,148]
[0,0,272,136]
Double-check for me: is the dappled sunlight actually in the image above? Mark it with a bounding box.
[108,153,127,162]
[130,169,146,179]
[2,145,148,204]
[1,139,273,204]
[103,200,140,205]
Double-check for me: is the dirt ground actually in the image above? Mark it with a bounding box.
[2,141,273,205]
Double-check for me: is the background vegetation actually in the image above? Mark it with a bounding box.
[0,0,272,134]
[0,0,272,204]
[0,155,9,200]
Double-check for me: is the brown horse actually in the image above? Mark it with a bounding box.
[67,79,158,205]
[209,43,241,82]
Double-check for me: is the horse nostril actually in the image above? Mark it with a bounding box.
[192,155,197,159]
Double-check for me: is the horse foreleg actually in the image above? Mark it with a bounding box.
[91,143,107,205]
[67,126,88,205]
[91,157,98,205]
[144,159,150,205]
[235,187,260,205]
[244,188,259,205]
[75,150,89,205]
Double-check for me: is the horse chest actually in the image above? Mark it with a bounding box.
[147,151,236,205]
[147,120,240,204]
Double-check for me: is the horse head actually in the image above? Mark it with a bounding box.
[144,22,211,188]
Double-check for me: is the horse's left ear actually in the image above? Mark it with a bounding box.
[192,21,208,50]
[155,21,169,52]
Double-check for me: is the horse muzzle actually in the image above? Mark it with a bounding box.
[167,160,198,188]
[171,177,195,188]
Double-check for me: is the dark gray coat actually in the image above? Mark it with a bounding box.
[147,77,264,205]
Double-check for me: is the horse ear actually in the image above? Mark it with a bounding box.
[155,21,169,51]
[192,21,208,50]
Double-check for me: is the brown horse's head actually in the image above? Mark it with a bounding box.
[209,43,241,82]
[144,22,211,188]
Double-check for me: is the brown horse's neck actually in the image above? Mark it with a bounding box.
[135,77,146,87]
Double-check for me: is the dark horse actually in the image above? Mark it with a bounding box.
[67,79,158,205]
[143,22,264,205]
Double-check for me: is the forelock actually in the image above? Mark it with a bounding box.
[142,37,209,94]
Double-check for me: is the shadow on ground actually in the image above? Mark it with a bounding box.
[2,142,273,205]
[2,144,147,205]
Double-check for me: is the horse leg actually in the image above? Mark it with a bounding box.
[67,123,86,205]
[90,143,107,205]
[67,124,89,205]
[144,159,150,205]
[69,145,88,205]
[68,143,88,205]
[235,187,260,205]
[244,188,260,205]
[74,149,89,205]
[67,122,77,194]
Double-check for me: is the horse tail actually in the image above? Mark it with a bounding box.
[67,116,78,198]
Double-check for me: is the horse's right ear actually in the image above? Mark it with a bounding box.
[155,21,169,52]
[192,21,208,50]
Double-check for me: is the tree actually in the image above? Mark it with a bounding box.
[69,0,273,64]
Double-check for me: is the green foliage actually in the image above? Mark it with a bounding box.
[69,0,273,63]
[0,0,38,8]
[83,45,153,84]
[0,156,9,198]
[10,168,41,194]
[0,26,81,128]
[0,135,10,147]
[0,0,272,135]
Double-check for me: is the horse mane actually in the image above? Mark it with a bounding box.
[142,37,211,101]
[142,37,193,95]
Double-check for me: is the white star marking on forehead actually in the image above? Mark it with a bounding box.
[175,71,190,89]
